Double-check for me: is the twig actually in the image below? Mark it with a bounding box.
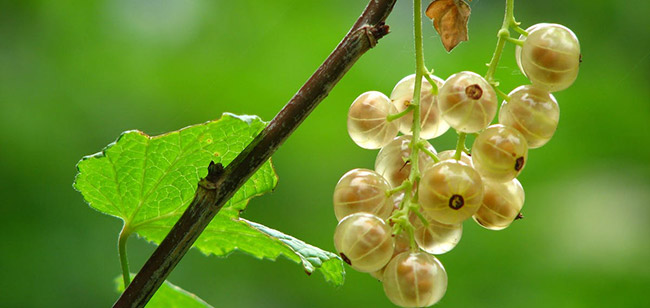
[113,1,397,307]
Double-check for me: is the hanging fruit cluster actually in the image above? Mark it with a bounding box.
[332,1,580,306]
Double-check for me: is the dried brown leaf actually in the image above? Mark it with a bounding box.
[425,0,471,52]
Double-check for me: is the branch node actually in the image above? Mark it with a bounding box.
[361,22,390,48]
[200,161,224,189]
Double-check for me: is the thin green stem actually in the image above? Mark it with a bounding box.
[418,142,440,163]
[504,36,524,46]
[118,224,132,287]
[386,181,411,196]
[408,0,425,188]
[454,132,467,161]
[388,0,426,251]
[485,0,517,83]
[422,70,439,95]
[494,86,510,101]
[412,207,429,227]
[386,105,414,122]
[512,24,528,36]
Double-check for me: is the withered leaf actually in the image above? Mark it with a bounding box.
[425,0,471,52]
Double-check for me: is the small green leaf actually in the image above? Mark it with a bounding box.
[244,219,345,286]
[75,113,344,285]
[116,277,213,308]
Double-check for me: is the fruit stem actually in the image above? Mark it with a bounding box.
[408,0,424,194]
[386,104,414,122]
[494,86,510,102]
[118,223,132,287]
[485,0,517,83]
[388,0,426,252]
[412,206,429,227]
[386,181,412,196]
[504,36,524,46]
[418,142,440,163]
[512,25,528,37]
[422,69,439,95]
[454,132,467,161]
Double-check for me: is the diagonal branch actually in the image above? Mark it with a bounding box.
[113,0,397,307]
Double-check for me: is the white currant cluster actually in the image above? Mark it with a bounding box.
[333,22,579,307]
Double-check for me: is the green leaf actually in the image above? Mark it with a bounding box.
[244,219,345,285]
[74,113,344,285]
[116,277,213,308]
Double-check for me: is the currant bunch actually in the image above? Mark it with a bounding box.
[332,4,579,307]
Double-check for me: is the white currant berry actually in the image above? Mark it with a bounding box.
[334,213,394,272]
[473,178,525,230]
[369,232,410,281]
[437,149,473,166]
[438,71,497,133]
[499,85,560,148]
[472,124,529,182]
[412,212,463,255]
[375,135,436,188]
[347,91,400,149]
[419,160,484,224]
[333,169,393,221]
[382,251,448,307]
[390,74,450,139]
[516,23,581,92]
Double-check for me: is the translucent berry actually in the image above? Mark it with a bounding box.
[438,71,497,133]
[382,252,448,307]
[418,160,484,224]
[413,212,463,255]
[472,124,529,182]
[333,169,393,221]
[390,74,450,139]
[375,135,436,188]
[437,149,473,166]
[499,85,560,148]
[347,91,400,149]
[473,178,525,230]
[369,232,410,281]
[334,213,394,272]
[516,23,581,92]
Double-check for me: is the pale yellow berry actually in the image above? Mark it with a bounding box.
[347,91,400,149]
[390,74,450,139]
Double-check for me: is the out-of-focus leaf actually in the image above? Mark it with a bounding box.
[116,276,213,308]
[425,0,471,52]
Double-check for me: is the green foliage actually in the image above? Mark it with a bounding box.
[116,276,213,308]
[74,113,344,285]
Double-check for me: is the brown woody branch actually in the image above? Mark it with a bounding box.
[113,1,397,307]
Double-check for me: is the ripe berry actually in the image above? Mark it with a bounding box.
[438,71,497,133]
[472,124,529,182]
[347,91,400,149]
[499,85,560,148]
[375,135,436,188]
[333,169,393,221]
[473,178,525,230]
[369,232,410,281]
[334,213,394,272]
[413,212,463,255]
[418,160,484,224]
[516,23,581,92]
[390,74,450,139]
[382,252,448,307]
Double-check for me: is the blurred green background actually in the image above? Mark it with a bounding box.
[1,0,649,307]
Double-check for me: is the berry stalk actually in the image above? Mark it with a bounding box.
[408,0,425,189]
[485,0,519,84]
